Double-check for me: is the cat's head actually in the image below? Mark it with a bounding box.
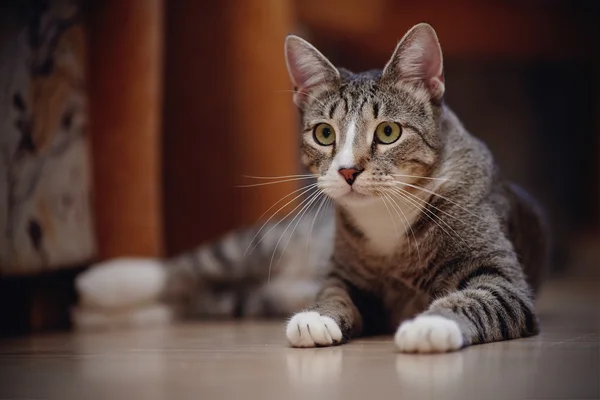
[285,23,445,206]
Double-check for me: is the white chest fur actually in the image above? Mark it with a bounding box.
[340,197,423,255]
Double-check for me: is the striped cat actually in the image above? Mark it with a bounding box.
[74,23,549,353]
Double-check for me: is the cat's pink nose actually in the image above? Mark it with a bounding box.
[338,167,363,186]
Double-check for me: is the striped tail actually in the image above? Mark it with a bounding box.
[73,208,333,330]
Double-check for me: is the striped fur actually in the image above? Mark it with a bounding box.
[282,23,548,351]
[158,213,334,318]
[75,23,549,353]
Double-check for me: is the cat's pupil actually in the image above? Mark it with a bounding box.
[384,125,392,136]
[323,128,331,138]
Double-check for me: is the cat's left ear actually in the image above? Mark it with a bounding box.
[381,23,445,102]
[285,35,340,107]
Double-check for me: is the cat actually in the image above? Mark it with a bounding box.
[74,23,549,353]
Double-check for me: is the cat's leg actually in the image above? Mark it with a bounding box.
[286,277,362,348]
[395,268,538,353]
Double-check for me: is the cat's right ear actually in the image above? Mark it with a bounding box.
[285,35,339,107]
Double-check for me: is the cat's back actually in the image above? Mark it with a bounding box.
[441,106,549,292]
[502,181,550,293]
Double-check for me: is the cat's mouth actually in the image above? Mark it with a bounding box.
[319,176,377,203]
[336,188,379,205]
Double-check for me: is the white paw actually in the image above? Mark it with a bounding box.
[286,311,343,348]
[395,315,464,353]
[76,258,167,310]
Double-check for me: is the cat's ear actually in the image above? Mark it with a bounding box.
[381,23,445,102]
[285,35,340,107]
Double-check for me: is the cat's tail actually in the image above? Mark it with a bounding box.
[73,257,174,330]
[72,215,333,330]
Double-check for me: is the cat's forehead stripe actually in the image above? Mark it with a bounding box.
[373,102,380,119]
[328,101,337,119]
[336,118,357,168]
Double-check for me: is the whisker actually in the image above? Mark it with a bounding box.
[393,181,484,222]
[389,186,469,250]
[391,174,465,184]
[391,183,476,229]
[389,187,458,247]
[306,193,329,254]
[383,192,421,261]
[278,190,325,267]
[396,187,471,250]
[380,194,401,240]
[242,174,318,180]
[381,193,412,260]
[268,189,323,282]
[237,176,317,188]
[244,183,318,256]
[391,186,483,249]
[250,183,318,234]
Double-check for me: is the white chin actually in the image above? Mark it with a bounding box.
[333,190,378,206]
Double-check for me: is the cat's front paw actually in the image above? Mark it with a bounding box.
[395,315,464,353]
[286,311,343,348]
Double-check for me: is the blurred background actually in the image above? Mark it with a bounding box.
[0,0,598,336]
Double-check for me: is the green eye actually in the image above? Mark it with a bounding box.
[313,123,336,146]
[375,122,402,144]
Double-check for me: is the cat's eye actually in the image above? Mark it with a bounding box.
[375,122,402,144]
[313,123,336,146]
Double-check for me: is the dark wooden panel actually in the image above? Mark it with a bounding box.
[87,0,165,259]
[163,0,298,255]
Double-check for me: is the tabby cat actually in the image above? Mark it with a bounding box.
[74,23,549,353]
